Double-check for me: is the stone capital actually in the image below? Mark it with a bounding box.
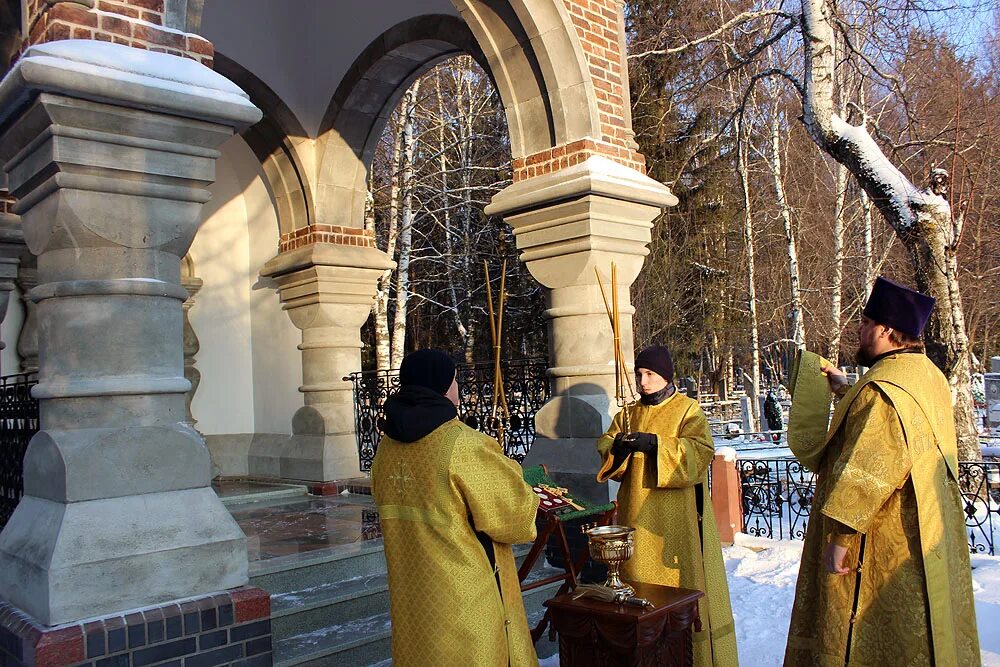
[485,156,675,289]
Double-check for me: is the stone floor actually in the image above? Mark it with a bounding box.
[228,493,382,562]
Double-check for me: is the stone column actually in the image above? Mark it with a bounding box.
[15,261,37,373]
[485,156,676,502]
[261,243,393,483]
[0,41,261,625]
[181,256,203,427]
[0,212,24,360]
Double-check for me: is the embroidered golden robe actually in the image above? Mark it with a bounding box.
[372,419,540,667]
[785,352,980,666]
[596,392,739,667]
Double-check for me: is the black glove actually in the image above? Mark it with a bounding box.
[611,433,630,456]
[621,432,657,455]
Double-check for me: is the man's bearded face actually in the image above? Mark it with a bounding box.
[854,316,881,366]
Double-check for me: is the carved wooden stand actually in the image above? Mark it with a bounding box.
[543,581,703,666]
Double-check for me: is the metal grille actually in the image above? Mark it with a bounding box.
[348,358,550,472]
[738,457,814,541]
[0,373,39,532]
[734,456,1000,555]
[958,460,1000,555]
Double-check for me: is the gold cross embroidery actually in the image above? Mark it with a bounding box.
[389,462,413,495]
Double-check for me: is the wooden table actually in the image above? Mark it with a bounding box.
[543,581,704,667]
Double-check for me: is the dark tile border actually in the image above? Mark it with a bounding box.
[0,587,271,667]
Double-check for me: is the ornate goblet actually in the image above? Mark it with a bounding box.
[583,524,635,597]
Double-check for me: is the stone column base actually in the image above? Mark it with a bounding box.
[0,587,271,667]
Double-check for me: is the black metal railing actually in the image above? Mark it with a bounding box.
[736,456,1000,555]
[0,373,39,532]
[738,457,814,541]
[348,358,550,471]
[958,460,1000,555]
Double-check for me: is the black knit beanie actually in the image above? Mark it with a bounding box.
[399,349,457,395]
[634,345,674,383]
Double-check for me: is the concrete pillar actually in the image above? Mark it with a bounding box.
[0,41,261,625]
[710,451,744,545]
[0,212,24,359]
[485,156,676,502]
[15,261,37,373]
[260,243,393,483]
[181,257,203,427]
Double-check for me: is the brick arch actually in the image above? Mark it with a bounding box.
[314,0,605,229]
[213,52,314,237]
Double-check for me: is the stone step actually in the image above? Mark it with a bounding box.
[270,572,389,642]
[266,542,564,637]
[217,483,309,507]
[250,540,388,596]
[273,577,564,667]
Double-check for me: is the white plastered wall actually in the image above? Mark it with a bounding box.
[188,136,302,453]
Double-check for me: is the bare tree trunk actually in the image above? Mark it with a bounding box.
[738,122,761,430]
[861,190,875,295]
[436,72,469,356]
[799,0,980,460]
[459,72,476,363]
[765,93,806,351]
[390,81,420,369]
[374,113,406,372]
[829,160,847,363]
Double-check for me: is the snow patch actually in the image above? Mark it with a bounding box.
[24,40,247,97]
[715,446,738,462]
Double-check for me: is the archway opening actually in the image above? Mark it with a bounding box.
[362,54,547,371]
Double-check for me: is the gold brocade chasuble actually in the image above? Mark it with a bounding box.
[372,419,540,667]
[596,392,739,667]
[784,352,980,666]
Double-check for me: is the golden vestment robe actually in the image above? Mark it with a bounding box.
[372,419,540,667]
[785,352,980,666]
[596,392,739,667]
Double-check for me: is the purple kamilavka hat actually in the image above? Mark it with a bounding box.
[862,276,935,338]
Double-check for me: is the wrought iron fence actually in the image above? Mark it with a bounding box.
[738,458,814,541]
[958,460,1000,555]
[0,373,39,532]
[348,358,550,472]
[736,456,1000,555]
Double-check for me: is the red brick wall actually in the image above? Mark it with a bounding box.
[513,0,645,182]
[20,0,213,67]
[279,224,376,253]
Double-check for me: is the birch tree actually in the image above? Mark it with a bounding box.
[797,0,980,458]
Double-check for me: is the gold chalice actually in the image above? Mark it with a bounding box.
[583,524,635,597]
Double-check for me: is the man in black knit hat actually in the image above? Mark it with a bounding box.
[371,349,540,667]
[595,345,738,666]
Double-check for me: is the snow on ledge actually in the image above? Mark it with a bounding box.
[25,40,245,96]
[715,446,738,462]
[0,40,261,129]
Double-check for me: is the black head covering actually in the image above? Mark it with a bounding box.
[381,349,458,443]
[862,276,935,338]
[399,349,456,394]
[634,345,674,383]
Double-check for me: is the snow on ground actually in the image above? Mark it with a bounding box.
[723,536,1000,666]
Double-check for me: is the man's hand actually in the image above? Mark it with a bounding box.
[611,433,630,457]
[820,362,850,397]
[621,432,657,455]
[823,541,851,575]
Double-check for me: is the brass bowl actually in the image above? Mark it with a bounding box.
[584,524,635,596]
